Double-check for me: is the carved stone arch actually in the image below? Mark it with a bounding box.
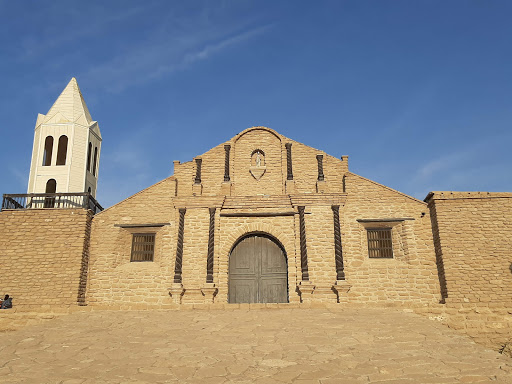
[229,231,286,257]
[234,126,283,143]
[219,222,294,261]
[250,149,266,167]
[251,148,266,157]
[232,127,284,194]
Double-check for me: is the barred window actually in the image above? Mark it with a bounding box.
[367,228,393,258]
[131,233,155,262]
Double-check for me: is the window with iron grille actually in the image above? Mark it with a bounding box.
[131,233,155,262]
[367,228,393,258]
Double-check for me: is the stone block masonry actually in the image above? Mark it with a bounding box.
[0,208,93,309]
[86,127,441,306]
[3,125,512,354]
[426,192,512,304]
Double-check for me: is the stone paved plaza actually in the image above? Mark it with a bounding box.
[0,307,511,383]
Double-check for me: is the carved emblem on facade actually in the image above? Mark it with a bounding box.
[250,149,266,180]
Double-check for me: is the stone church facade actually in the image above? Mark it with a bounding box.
[87,126,440,306]
[1,79,511,312]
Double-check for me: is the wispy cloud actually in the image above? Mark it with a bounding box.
[82,24,271,93]
[407,131,512,199]
[18,4,151,60]
[413,150,471,182]
[186,25,270,64]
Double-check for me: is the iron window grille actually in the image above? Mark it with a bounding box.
[131,233,155,262]
[367,228,393,258]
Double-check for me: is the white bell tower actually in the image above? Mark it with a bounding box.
[27,78,102,198]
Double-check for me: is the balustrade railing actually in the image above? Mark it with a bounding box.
[2,193,103,214]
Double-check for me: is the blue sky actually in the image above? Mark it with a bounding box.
[1,1,511,208]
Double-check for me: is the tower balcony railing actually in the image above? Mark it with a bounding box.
[1,193,103,214]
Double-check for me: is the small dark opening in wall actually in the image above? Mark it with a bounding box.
[87,142,92,172]
[42,136,54,166]
[45,179,56,193]
[44,179,57,208]
[93,147,98,176]
[56,135,68,165]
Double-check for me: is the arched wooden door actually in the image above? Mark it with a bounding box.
[228,234,288,303]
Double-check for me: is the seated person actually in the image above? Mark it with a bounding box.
[1,295,12,309]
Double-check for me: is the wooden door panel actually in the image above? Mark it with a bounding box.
[229,235,288,304]
[261,248,287,274]
[260,277,288,303]
[229,278,257,303]
[231,237,256,274]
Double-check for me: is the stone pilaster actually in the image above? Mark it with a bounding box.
[297,281,315,303]
[168,283,185,304]
[201,283,218,304]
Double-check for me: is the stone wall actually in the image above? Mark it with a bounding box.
[0,208,92,308]
[426,192,512,304]
[86,177,176,306]
[340,173,440,303]
[86,127,441,306]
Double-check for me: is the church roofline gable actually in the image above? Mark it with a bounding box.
[94,176,176,217]
[234,126,282,143]
[348,172,427,205]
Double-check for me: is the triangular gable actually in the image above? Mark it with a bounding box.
[35,113,45,128]
[43,77,93,125]
[44,111,72,125]
[89,121,102,139]
[74,114,89,127]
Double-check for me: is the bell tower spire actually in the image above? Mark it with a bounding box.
[27,78,102,197]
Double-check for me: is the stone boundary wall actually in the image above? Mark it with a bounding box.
[0,209,93,308]
[426,192,512,304]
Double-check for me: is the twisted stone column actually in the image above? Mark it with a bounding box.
[224,145,231,182]
[173,208,186,283]
[316,154,324,181]
[285,143,293,180]
[206,207,216,283]
[332,205,345,280]
[298,206,309,281]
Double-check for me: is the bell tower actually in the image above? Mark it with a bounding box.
[27,78,102,198]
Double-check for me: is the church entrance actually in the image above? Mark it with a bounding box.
[228,234,288,304]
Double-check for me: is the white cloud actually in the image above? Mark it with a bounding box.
[414,150,470,181]
[82,24,272,93]
[18,4,151,60]
[184,24,271,64]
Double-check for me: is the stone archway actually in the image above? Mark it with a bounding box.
[228,233,288,304]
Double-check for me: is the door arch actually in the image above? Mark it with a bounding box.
[228,233,288,304]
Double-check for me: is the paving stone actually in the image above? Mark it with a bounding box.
[0,308,510,383]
